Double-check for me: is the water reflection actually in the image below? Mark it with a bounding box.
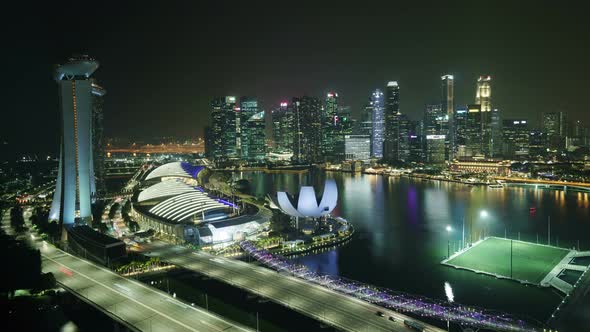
[242,171,590,322]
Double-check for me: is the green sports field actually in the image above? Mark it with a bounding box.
[446,237,570,284]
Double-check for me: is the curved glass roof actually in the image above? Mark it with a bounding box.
[149,191,229,222]
[145,162,204,180]
[137,179,196,202]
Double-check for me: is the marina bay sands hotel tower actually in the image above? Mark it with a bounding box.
[49,56,101,225]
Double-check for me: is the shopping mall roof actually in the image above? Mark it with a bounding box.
[148,191,229,222]
[145,162,204,180]
[137,178,197,202]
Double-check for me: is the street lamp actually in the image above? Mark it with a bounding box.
[480,210,489,238]
[446,225,452,258]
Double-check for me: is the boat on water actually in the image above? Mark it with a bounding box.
[487,180,505,189]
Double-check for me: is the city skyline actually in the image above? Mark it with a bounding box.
[2,2,590,155]
[3,3,590,331]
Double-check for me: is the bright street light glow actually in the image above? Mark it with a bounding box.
[480,210,489,218]
[444,282,454,302]
[446,225,452,232]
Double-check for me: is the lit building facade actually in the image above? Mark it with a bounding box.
[490,108,502,157]
[424,104,444,135]
[292,96,322,164]
[271,102,294,153]
[454,107,468,158]
[344,135,371,161]
[475,76,493,157]
[50,56,100,224]
[528,129,547,159]
[239,97,265,164]
[502,119,529,159]
[476,76,492,113]
[384,81,401,162]
[209,96,238,163]
[465,104,483,157]
[450,160,511,175]
[426,135,446,163]
[91,82,106,196]
[370,89,385,158]
[441,75,454,159]
[542,111,567,151]
[323,92,339,161]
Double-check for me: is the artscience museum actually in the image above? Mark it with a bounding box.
[273,179,338,218]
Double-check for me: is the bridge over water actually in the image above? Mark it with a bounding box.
[144,241,445,332]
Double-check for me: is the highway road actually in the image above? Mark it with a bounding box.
[2,210,252,332]
[144,241,444,332]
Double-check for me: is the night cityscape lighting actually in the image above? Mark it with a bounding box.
[2,3,590,332]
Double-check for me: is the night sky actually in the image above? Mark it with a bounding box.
[2,1,589,154]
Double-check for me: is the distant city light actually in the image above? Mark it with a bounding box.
[480,210,489,218]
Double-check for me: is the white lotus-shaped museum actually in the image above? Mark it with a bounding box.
[275,180,338,218]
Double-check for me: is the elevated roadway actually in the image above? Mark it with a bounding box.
[144,241,444,332]
[2,210,252,332]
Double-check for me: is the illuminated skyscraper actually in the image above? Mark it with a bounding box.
[370,89,385,158]
[240,97,265,164]
[476,76,492,113]
[475,76,493,157]
[91,82,106,196]
[465,104,483,157]
[50,56,99,224]
[454,107,468,158]
[441,75,454,159]
[209,96,238,163]
[502,119,529,159]
[490,108,502,157]
[384,81,401,161]
[542,111,567,151]
[323,92,339,162]
[271,102,294,153]
[424,104,444,135]
[292,96,322,163]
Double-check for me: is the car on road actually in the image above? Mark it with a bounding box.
[388,316,396,322]
[376,310,385,317]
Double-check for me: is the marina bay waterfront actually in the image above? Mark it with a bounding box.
[238,170,590,323]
